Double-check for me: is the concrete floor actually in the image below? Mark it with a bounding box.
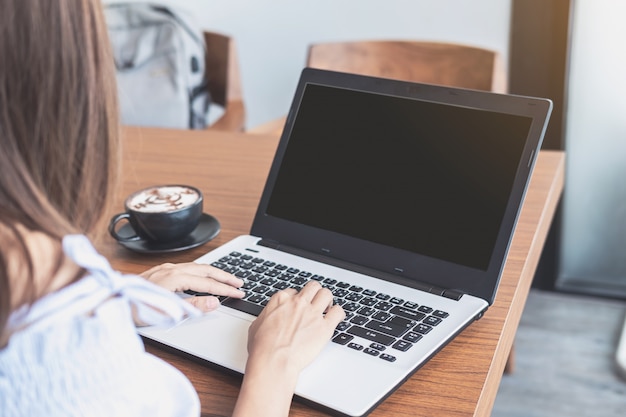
[492,289,626,417]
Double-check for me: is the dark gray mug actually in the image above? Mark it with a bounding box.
[109,184,203,244]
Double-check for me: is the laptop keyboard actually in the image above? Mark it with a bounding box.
[205,251,450,363]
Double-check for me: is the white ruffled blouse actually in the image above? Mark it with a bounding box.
[0,235,202,417]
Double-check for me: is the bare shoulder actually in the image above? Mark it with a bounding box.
[1,223,82,310]
[0,221,27,272]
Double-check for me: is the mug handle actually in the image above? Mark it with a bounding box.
[108,213,141,242]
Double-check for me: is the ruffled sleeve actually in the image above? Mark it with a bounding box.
[61,234,201,326]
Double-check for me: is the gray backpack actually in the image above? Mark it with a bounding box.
[105,3,210,129]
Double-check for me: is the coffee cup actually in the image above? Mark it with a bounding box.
[109,184,203,244]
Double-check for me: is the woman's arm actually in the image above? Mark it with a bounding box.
[233,281,345,417]
[140,262,244,312]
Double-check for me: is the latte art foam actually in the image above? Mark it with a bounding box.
[128,186,200,213]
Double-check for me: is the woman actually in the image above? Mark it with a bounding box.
[0,1,345,416]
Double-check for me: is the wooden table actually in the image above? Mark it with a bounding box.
[96,126,565,417]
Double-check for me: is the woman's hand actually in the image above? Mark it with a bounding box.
[140,262,244,312]
[247,280,345,371]
[233,280,345,417]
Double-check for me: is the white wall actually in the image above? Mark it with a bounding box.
[557,0,626,296]
[104,0,512,128]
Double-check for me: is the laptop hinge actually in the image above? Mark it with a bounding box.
[441,288,464,301]
[258,239,280,250]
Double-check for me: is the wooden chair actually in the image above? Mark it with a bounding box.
[203,31,245,131]
[250,40,506,134]
[307,40,506,93]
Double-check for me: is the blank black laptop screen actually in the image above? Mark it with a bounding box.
[265,83,533,271]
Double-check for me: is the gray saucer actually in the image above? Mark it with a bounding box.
[116,213,220,254]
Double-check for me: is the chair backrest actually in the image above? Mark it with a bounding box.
[306,40,507,93]
[248,39,506,135]
[203,31,246,131]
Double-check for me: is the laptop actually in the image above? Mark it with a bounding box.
[140,68,552,417]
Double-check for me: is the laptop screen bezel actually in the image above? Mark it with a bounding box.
[251,68,552,304]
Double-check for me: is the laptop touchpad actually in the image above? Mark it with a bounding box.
[140,307,251,373]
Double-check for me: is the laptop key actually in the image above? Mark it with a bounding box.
[350,315,368,326]
[390,306,426,321]
[388,315,415,328]
[345,293,363,302]
[365,319,411,338]
[234,270,251,279]
[343,302,360,312]
[227,258,243,266]
[273,281,290,290]
[333,288,349,298]
[336,321,351,331]
[372,311,391,321]
[423,316,443,326]
[248,294,265,304]
[418,305,433,314]
[432,309,449,318]
[363,348,379,356]
[260,277,278,286]
[360,297,378,307]
[392,340,413,352]
[370,343,386,351]
[242,281,256,290]
[347,326,395,346]
[291,276,308,285]
[222,298,263,316]
[403,332,423,343]
[374,301,393,311]
[379,353,396,362]
[333,298,346,306]
[278,273,294,281]
[414,323,433,334]
[252,285,269,294]
[183,289,211,297]
[332,333,353,345]
[357,306,376,316]
[248,273,263,282]
[265,269,280,277]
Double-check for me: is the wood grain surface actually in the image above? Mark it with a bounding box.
[96,126,565,417]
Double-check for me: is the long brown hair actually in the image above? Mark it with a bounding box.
[0,0,120,336]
